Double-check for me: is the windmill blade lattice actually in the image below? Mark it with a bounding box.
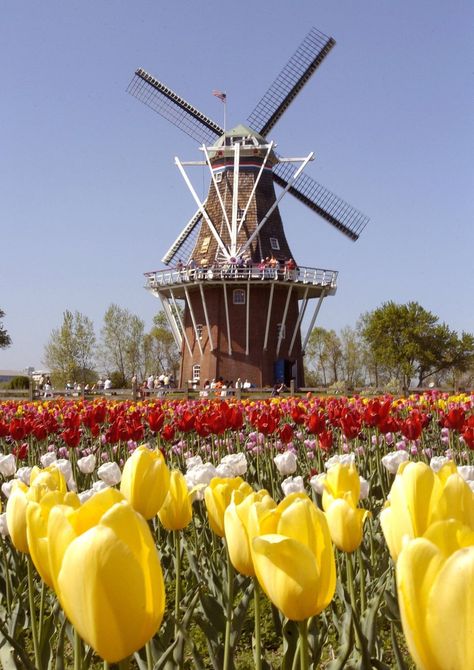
[247,27,335,136]
[127,69,223,145]
[273,162,368,240]
[161,209,203,266]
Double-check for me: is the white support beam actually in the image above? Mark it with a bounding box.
[184,287,203,356]
[161,207,202,265]
[245,282,250,356]
[263,281,275,351]
[223,283,232,356]
[199,283,214,351]
[175,157,230,260]
[237,141,274,235]
[159,294,181,348]
[170,289,193,357]
[302,290,327,354]
[237,152,313,258]
[203,145,232,240]
[276,286,293,358]
[288,287,309,358]
[231,141,240,255]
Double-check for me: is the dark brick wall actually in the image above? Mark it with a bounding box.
[179,283,304,387]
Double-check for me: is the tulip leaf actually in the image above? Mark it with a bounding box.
[390,623,409,670]
[326,607,353,670]
[52,616,68,670]
[230,579,253,647]
[383,589,401,622]
[281,619,299,670]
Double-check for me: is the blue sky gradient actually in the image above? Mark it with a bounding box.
[1,0,473,371]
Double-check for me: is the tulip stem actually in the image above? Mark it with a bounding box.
[223,545,234,670]
[74,627,84,670]
[0,538,12,613]
[297,619,309,670]
[174,530,182,632]
[252,577,262,670]
[27,556,42,670]
[357,547,367,613]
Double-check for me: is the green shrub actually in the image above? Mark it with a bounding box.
[8,376,30,390]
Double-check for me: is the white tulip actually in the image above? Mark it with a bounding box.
[359,476,370,500]
[186,455,203,470]
[457,465,474,482]
[97,462,121,486]
[0,454,17,477]
[324,453,355,470]
[220,452,247,476]
[274,451,297,476]
[281,475,305,496]
[16,466,33,485]
[1,481,14,499]
[381,451,409,474]
[77,454,96,474]
[40,452,57,468]
[310,473,326,495]
[185,462,217,489]
[429,456,451,473]
[215,463,235,479]
[54,459,73,481]
[0,513,9,537]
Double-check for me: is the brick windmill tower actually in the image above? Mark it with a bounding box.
[128,27,369,388]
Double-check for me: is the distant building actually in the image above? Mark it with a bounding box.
[0,369,27,383]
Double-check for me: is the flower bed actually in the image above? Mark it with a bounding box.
[0,392,473,668]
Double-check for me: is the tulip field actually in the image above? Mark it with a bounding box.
[0,392,473,669]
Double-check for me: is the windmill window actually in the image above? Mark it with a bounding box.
[215,172,223,183]
[237,208,244,218]
[233,289,245,305]
[277,323,286,340]
[270,238,280,251]
[192,364,201,383]
[196,324,203,340]
[200,236,211,253]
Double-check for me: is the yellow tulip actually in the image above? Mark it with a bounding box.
[381,461,474,561]
[6,466,70,554]
[325,497,370,553]
[158,470,192,531]
[397,519,474,670]
[6,481,30,553]
[224,489,276,576]
[120,445,171,519]
[322,463,361,511]
[251,493,336,620]
[48,490,165,663]
[26,490,80,587]
[204,477,253,537]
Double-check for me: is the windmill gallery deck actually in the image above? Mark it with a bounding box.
[128,27,369,388]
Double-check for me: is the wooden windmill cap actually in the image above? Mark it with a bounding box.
[207,124,278,166]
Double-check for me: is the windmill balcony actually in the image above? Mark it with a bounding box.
[144,264,337,299]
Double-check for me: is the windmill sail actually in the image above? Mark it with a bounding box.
[247,27,335,136]
[273,163,368,240]
[127,69,223,145]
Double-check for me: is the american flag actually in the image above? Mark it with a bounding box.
[212,89,227,103]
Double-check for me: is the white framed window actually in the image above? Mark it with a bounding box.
[270,237,280,250]
[196,324,203,340]
[192,364,201,383]
[215,172,223,183]
[233,289,245,305]
[277,323,286,340]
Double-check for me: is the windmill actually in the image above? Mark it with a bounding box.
[128,26,369,389]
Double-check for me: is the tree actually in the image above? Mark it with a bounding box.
[99,305,145,386]
[0,309,11,349]
[143,312,181,380]
[340,326,365,388]
[360,301,474,392]
[44,310,96,385]
[305,327,342,386]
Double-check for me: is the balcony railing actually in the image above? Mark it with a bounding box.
[144,264,338,289]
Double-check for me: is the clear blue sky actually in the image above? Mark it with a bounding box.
[1,0,473,371]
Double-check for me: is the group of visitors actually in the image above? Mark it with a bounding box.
[199,377,253,397]
[175,255,298,280]
[136,372,174,398]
